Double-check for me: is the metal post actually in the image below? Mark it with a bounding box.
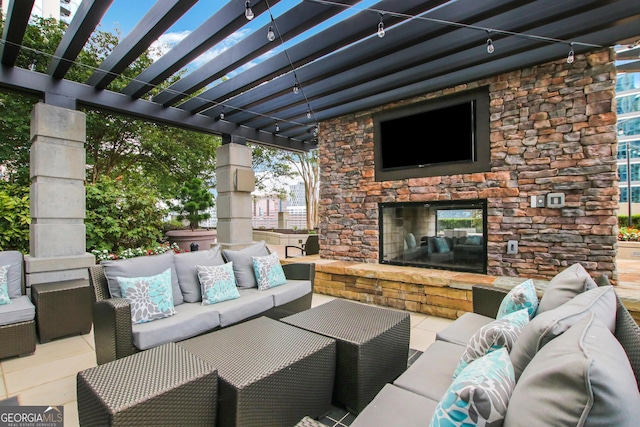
[627,141,632,227]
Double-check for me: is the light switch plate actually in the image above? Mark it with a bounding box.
[530,195,545,208]
[507,240,518,254]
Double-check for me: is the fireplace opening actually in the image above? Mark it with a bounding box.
[379,200,487,274]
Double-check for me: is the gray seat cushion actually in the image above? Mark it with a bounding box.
[222,241,269,288]
[131,302,221,350]
[0,251,23,298]
[505,314,640,427]
[435,312,494,346]
[257,280,312,306]
[351,384,439,427]
[101,250,183,306]
[393,340,465,401]
[0,295,35,326]
[536,263,597,314]
[215,288,274,327]
[174,246,225,302]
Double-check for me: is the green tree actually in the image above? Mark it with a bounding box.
[0,182,30,252]
[176,178,215,231]
[287,151,320,230]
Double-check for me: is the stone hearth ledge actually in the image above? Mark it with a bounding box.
[282,256,640,323]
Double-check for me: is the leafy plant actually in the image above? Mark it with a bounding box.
[92,242,185,262]
[619,227,640,242]
[176,178,215,231]
[618,215,640,229]
[0,182,30,252]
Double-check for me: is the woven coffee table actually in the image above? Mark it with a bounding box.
[77,342,218,426]
[177,316,336,427]
[281,299,411,414]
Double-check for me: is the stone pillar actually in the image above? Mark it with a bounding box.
[24,103,95,286]
[216,135,255,249]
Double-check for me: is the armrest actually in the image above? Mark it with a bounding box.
[282,263,315,289]
[285,245,304,258]
[472,285,507,319]
[92,297,137,365]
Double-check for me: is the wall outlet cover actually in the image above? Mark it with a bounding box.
[547,193,565,208]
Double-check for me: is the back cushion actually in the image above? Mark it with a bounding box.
[536,263,597,314]
[222,241,270,288]
[505,314,640,427]
[509,285,616,380]
[174,246,225,302]
[0,251,23,298]
[102,250,183,305]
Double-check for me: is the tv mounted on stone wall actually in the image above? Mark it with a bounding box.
[373,88,491,181]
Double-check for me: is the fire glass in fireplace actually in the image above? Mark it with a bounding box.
[379,200,487,274]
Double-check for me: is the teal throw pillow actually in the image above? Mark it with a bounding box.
[453,309,529,378]
[196,263,241,305]
[0,265,11,305]
[466,235,482,245]
[433,237,450,253]
[431,347,515,427]
[496,279,538,319]
[252,252,287,290]
[117,268,176,324]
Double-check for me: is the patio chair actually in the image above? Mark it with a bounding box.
[0,251,36,359]
[286,235,319,258]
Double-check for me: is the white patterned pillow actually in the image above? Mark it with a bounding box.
[252,252,287,290]
[117,268,176,324]
[0,265,11,305]
[453,308,529,378]
[196,263,240,305]
[496,279,538,319]
[431,348,515,427]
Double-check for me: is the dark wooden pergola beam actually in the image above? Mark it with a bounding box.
[0,0,36,66]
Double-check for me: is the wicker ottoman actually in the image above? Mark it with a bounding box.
[281,299,411,414]
[31,279,92,343]
[178,316,336,427]
[77,342,218,426]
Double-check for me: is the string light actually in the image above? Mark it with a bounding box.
[567,43,575,64]
[267,25,276,42]
[293,81,300,94]
[244,1,254,20]
[377,14,385,38]
[307,109,312,119]
[486,32,494,54]
[275,121,280,132]
[219,107,225,120]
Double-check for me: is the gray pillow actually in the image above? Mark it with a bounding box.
[505,314,640,427]
[536,263,597,314]
[0,251,23,298]
[222,241,269,288]
[509,285,616,380]
[101,251,183,305]
[174,246,225,302]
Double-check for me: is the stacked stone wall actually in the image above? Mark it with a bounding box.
[318,49,619,280]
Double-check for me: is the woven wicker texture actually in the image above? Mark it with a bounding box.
[614,294,640,390]
[77,342,217,426]
[31,280,92,343]
[0,320,36,359]
[472,285,507,318]
[178,316,336,427]
[281,299,411,414]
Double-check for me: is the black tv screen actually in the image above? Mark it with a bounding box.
[373,88,490,181]
[380,101,475,170]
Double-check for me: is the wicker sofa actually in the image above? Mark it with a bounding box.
[351,264,640,426]
[89,242,315,365]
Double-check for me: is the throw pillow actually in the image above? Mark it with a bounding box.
[253,252,287,290]
[0,265,11,305]
[496,279,538,320]
[509,285,616,380]
[433,237,450,254]
[222,241,270,288]
[174,246,225,302]
[196,263,241,305]
[466,235,482,245]
[505,314,640,426]
[453,308,529,379]
[430,347,515,427]
[0,250,23,299]
[117,268,176,325]
[405,233,417,249]
[536,263,597,314]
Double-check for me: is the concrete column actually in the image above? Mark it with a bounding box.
[216,135,255,249]
[24,103,95,285]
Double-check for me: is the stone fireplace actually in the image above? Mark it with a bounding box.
[318,48,619,281]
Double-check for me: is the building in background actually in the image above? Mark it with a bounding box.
[1,0,79,23]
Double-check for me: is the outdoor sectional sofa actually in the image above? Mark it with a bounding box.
[350,263,640,426]
[89,241,315,365]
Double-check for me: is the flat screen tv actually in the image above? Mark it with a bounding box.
[373,88,490,181]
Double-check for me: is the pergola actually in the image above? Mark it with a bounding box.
[1,0,640,285]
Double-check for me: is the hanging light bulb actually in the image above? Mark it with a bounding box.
[267,25,276,42]
[486,36,494,54]
[312,125,318,137]
[567,44,575,64]
[219,107,225,120]
[306,109,312,119]
[377,14,385,38]
[275,122,280,132]
[244,1,254,20]
[293,81,300,94]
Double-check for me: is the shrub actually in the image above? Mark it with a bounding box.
[618,214,640,229]
[619,227,640,242]
[176,177,214,231]
[0,182,30,253]
[92,242,185,262]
